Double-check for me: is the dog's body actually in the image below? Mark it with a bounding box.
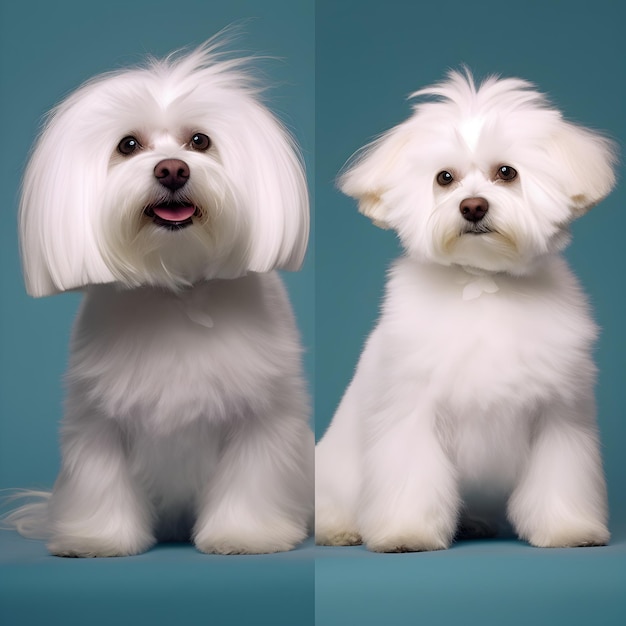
[48,274,312,556]
[316,256,605,550]
[10,39,313,556]
[316,71,614,552]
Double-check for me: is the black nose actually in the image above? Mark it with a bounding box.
[154,159,190,191]
[460,197,489,222]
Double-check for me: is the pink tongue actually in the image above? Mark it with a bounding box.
[152,204,195,222]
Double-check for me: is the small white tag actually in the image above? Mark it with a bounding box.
[462,276,499,301]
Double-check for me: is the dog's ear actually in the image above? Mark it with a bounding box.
[547,120,617,216]
[339,126,410,229]
[223,99,310,273]
[19,92,116,297]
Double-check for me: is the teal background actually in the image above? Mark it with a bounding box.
[315,0,625,518]
[0,1,314,625]
[0,0,314,495]
[1,0,626,624]
[315,1,625,625]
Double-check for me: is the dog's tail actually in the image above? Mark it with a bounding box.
[0,490,51,539]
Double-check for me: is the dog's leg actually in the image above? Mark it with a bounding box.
[359,400,460,552]
[46,412,155,557]
[508,398,609,548]
[315,384,363,546]
[193,410,313,554]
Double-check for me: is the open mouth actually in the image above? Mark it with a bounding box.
[144,203,200,230]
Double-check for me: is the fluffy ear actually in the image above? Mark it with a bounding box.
[547,120,617,216]
[338,126,410,229]
[224,99,309,273]
[19,95,116,297]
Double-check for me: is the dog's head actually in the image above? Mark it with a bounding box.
[340,70,616,274]
[19,38,309,296]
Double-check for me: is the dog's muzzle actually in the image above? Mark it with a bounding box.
[146,159,199,229]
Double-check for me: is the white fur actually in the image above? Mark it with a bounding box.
[316,70,615,551]
[19,39,309,297]
[9,38,313,556]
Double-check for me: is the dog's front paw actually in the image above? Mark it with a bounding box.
[509,488,610,548]
[365,531,450,553]
[361,511,454,552]
[359,500,457,553]
[194,517,307,555]
[195,537,296,555]
[315,527,362,547]
[315,506,362,546]
[48,531,155,558]
[526,523,610,548]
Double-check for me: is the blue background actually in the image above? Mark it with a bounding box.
[0,1,314,625]
[315,0,625,520]
[1,0,625,624]
[0,0,314,497]
[315,0,625,624]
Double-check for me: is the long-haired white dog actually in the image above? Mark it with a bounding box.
[9,38,313,556]
[316,70,615,552]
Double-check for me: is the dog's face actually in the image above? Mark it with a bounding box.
[341,71,616,274]
[19,42,309,296]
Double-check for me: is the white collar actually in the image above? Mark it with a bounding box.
[455,268,500,301]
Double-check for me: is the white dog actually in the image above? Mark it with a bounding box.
[316,70,615,552]
[9,38,313,556]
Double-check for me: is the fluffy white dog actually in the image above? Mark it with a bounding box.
[315,70,615,552]
[9,39,313,556]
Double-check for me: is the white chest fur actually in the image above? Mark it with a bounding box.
[356,256,597,496]
[380,257,596,410]
[67,273,299,434]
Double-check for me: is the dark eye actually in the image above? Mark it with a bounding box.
[117,136,142,156]
[436,170,454,186]
[496,165,518,181]
[190,133,211,151]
